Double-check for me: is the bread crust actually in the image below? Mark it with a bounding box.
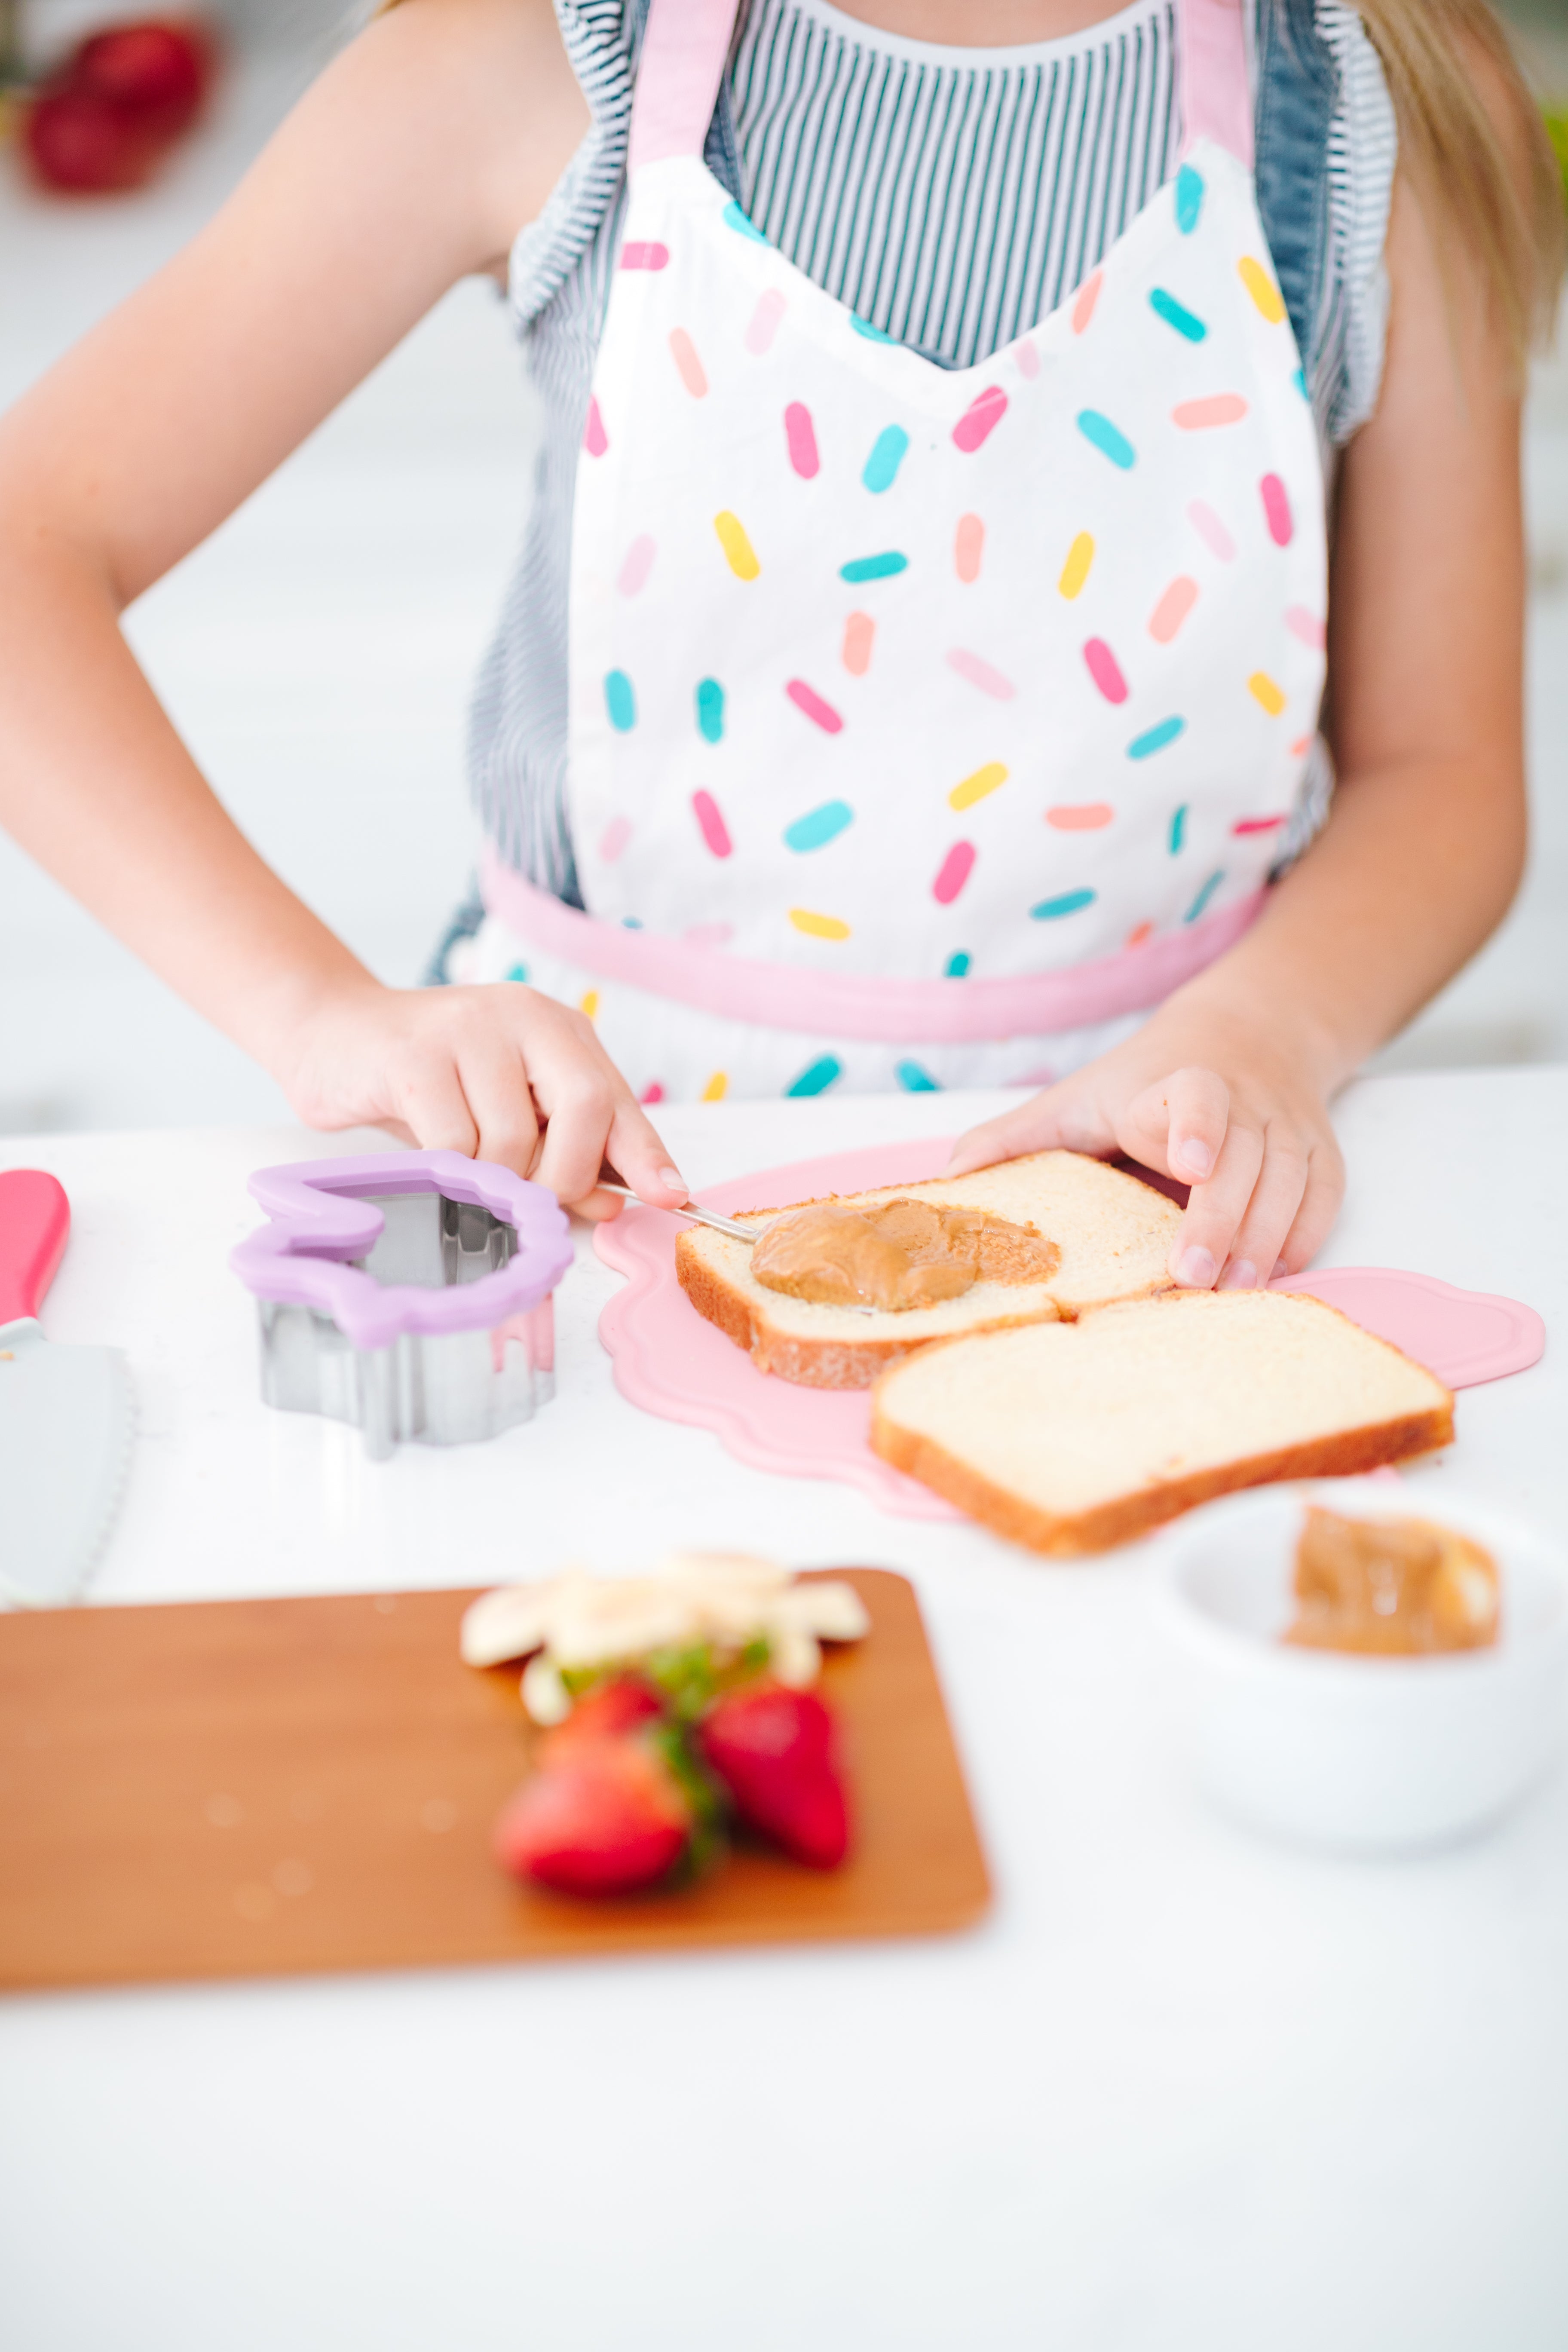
[870,1401,1457,1556]
[675,1228,1057,1389]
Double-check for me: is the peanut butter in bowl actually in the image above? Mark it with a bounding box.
[1286,1507,1501,1657]
[749,1197,1062,1314]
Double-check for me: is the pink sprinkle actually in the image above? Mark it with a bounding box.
[1072,270,1103,334]
[583,397,609,458]
[784,401,820,479]
[1232,815,1287,836]
[842,612,874,676]
[1148,576,1199,644]
[668,328,708,398]
[1046,803,1113,831]
[640,1082,665,1106]
[1125,921,1155,949]
[1173,394,1249,430]
[933,842,976,905]
[1015,338,1041,379]
[692,790,732,858]
[953,385,1008,453]
[1290,734,1313,758]
[954,513,984,584]
[599,814,631,863]
[1083,638,1129,705]
[946,648,1015,701]
[617,535,655,597]
[621,241,670,271]
[745,288,786,355]
[1261,473,1294,546]
[1187,499,1235,561]
[785,678,843,734]
[1285,604,1326,650]
[683,922,734,948]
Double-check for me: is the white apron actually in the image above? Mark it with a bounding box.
[456,0,1327,1105]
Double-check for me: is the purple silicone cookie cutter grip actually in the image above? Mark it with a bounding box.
[231,1152,575,1458]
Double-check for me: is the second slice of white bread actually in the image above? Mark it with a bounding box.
[675,1151,1181,1389]
[870,1289,1455,1554]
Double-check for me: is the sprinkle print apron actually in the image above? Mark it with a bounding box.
[460,0,1328,1105]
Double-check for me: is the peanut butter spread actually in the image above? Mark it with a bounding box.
[749,1197,1062,1313]
[1285,1507,1501,1657]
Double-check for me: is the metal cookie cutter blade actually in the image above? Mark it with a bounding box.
[230,1153,574,1460]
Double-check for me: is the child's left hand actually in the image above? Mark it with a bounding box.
[944,997,1344,1291]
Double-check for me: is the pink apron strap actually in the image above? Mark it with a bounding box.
[628,0,741,177]
[1179,0,1253,168]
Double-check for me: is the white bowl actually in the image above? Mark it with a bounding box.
[1153,1480,1568,1853]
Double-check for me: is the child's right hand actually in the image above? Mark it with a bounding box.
[276,980,689,1220]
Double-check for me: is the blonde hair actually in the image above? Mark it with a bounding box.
[1353,0,1565,361]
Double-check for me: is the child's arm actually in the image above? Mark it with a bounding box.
[0,0,689,1216]
[949,147,1530,1288]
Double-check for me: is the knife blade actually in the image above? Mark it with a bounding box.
[0,1170,135,1606]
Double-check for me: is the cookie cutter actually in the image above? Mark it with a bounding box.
[230,1152,574,1460]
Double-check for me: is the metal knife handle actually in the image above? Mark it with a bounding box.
[0,1170,70,1325]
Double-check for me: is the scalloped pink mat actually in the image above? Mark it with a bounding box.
[593,1141,1546,1519]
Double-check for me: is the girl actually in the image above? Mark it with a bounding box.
[0,0,1559,1294]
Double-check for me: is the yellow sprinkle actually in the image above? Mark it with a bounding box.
[701,1070,729,1102]
[1058,531,1095,600]
[579,989,600,1020]
[713,510,760,581]
[1238,257,1286,324]
[788,908,852,941]
[1248,671,1286,716]
[948,761,1009,812]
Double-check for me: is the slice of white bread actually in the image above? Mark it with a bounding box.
[870,1289,1455,1555]
[676,1151,1181,1390]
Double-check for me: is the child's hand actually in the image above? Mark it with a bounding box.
[945,1000,1344,1289]
[277,980,689,1220]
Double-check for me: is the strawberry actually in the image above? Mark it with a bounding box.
[700,1684,850,1869]
[24,90,160,192]
[494,1738,690,1896]
[537,1675,665,1764]
[73,23,213,143]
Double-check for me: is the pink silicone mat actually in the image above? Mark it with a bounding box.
[594,1141,1545,1517]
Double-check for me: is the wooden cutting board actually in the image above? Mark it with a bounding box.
[0,1570,989,1992]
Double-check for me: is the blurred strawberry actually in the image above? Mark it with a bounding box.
[24,89,160,192]
[73,22,213,142]
[700,1683,850,1868]
[494,1739,690,1896]
[537,1675,664,1764]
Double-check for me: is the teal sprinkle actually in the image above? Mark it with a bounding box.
[505,962,530,983]
[1293,366,1309,398]
[1128,716,1186,760]
[785,1054,843,1098]
[1185,870,1224,923]
[1076,410,1136,469]
[945,950,971,978]
[784,800,854,853]
[895,1060,940,1093]
[622,916,643,928]
[1175,163,1204,233]
[862,425,910,493]
[1031,888,1097,921]
[850,314,895,343]
[1169,804,1188,854]
[603,670,636,732]
[722,199,768,243]
[1149,288,1207,342]
[695,677,725,743]
[839,551,909,583]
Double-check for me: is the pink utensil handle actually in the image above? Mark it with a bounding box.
[0,1170,70,1324]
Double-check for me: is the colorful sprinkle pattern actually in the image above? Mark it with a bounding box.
[561,144,1326,1099]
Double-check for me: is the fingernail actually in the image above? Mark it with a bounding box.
[658,1166,688,1197]
[1174,1246,1217,1289]
[1271,1257,1289,1282]
[1219,1258,1258,1291]
[1175,1136,1214,1180]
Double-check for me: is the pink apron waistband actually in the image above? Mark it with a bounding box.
[480,851,1264,1046]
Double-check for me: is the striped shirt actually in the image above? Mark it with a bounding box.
[461,0,1396,911]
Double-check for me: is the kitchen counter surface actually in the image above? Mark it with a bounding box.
[3,1066,1566,2352]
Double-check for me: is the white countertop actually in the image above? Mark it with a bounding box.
[3,1067,1567,2352]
